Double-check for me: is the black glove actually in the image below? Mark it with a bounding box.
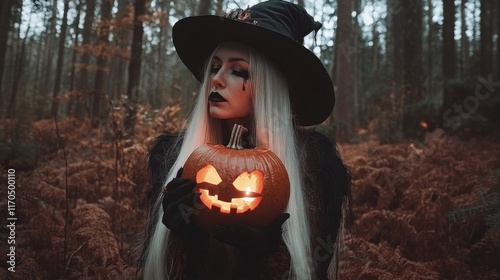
[211,213,290,256]
[161,168,202,234]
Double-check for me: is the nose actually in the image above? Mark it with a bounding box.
[212,70,225,89]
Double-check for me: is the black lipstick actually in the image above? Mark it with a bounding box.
[209,91,227,102]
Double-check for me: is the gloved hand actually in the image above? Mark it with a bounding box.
[161,168,202,234]
[211,213,290,256]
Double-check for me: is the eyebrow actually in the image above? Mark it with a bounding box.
[212,55,249,63]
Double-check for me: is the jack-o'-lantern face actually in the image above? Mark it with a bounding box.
[182,124,290,231]
[196,164,263,214]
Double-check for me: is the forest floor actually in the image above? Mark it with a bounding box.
[1,111,499,279]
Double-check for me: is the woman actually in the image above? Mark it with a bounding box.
[140,1,352,279]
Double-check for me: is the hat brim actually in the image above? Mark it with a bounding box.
[172,15,334,126]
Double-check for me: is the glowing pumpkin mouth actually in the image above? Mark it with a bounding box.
[195,166,264,214]
[198,189,263,214]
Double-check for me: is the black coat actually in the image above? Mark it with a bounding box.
[140,129,352,280]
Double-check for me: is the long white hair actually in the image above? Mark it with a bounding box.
[143,44,312,279]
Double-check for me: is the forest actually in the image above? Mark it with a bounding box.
[0,0,499,279]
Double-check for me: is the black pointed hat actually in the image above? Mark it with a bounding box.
[172,0,334,126]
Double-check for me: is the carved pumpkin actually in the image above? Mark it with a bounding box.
[182,124,290,232]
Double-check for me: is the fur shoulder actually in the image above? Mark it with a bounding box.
[298,129,353,278]
[299,129,352,232]
[138,132,183,276]
[147,132,183,202]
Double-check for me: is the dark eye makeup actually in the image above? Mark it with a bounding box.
[231,69,249,80]
[210,66,221,74]
[210,65,250,80]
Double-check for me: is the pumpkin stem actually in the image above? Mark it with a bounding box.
[226,124,248,150]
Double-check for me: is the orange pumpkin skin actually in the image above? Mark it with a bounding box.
[182,143,290,232]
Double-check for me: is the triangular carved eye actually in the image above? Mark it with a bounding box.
[232,170,264,194]
[196,164,222,185]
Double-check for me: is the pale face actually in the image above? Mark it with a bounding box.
[208,42,253,126]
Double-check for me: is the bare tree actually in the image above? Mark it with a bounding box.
[460,0,468,78]
[392,0,423,139]
[427,0,434,93]
[216,0,224,15]
[480,0,493,76]
[334,0,354,141]
[124,0,146,135]
[402,0,423,139]
[443,0,456,80]
[67,0,83,116]
[7,4,30,118]
[109,0,131,101]
[153,0,172,109]
[92,0,113,125]
[496,0,500,79]
[50,0,70,117]
[198,0,212,15]
[0,0,15,97]
[75,0,96,119]
[39,0,58,117]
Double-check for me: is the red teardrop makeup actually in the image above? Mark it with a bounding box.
[208,42,253,125]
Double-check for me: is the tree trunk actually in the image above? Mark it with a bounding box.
[443,0,456,79]
[471,0,478,59]
[497,0,500,79]
[92,0,113,126]
[67,0,83,117]
[7,8,30,118]
[390,0,423,140]
[401,0,423,139]
[353,0,362,128]
[334,0,354,141]
[460,0,468,78]
[75,0,96,119]
[33,24,44,113]
[197,0,212,15]
[39,0,58,118]
[154,0,171,109]
[388,0,405,142]
[124,0,146,135]
[50,0,70,118]
[216,0,224,15]
[110,0,130,101]
[371,25,379,76]
[330,16,339,81]
[480,0,493,77]
[0,0,15,98]
[441,0,456,133]
[384,0,396,81]
[427,0,434,94]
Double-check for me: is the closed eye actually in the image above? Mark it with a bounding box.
[231,69,249,79]
[210,66,221,74]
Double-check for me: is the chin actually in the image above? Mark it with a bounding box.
[209,111,228,120]
[209,110,235,120]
